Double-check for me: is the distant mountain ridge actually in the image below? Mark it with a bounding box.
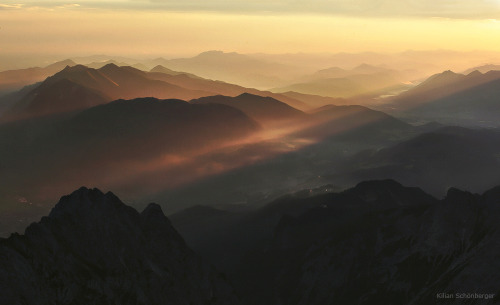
[463,64,500,74]
[0,59,76,93]
[1,64,213,121]
[1,62,317,122]
[146,50,302,89]
[337,126,500,195]
[273,63,412,99]
[385,69,500,126]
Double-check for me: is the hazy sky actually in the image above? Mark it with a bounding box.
[1,0,500,59]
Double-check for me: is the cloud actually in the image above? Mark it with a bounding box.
[0,3,24,9]
[1,0,499,19]
[0,1,82,10]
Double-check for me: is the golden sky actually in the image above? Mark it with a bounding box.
[1,0,500,58]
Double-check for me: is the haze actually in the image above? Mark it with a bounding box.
[1,0,500,69]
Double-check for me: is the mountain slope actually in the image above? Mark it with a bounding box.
[0,187,238,305]
[1,64,214,121]
[171,180,500,305]
[191,93,306,125]
[0,59,76,94]
[338,126,500,195]
[6,78,109,120]
[0,97,260,208]
[148,50,301,88]
[2,63,313,122]
[265,181,500,305]
[47,64,212,101]
[403,74,500,127]
[463,64,500,74]
[279,91,349,108]
[148,65,310,111]
[386,70,500,109]
[295,104,413,141]
[274,66,409,99]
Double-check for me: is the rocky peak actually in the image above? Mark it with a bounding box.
[0,187,239,305]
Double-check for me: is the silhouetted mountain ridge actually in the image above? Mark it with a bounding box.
[1,64,214,122]
[0,187,238,304]
[337,126,500,195]
[0,59,77,93]
[171,179,500,305]
[191,93,306,125]
[0,97,261,207]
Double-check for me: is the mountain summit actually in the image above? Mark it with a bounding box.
[0,187,238,305]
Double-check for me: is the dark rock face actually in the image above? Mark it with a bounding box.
[0,187,238,305]
[172,180,500,305]
[264,181,500,305]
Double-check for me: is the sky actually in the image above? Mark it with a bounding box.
[1,0,500,60]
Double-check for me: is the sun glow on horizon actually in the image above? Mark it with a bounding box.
[1,7,500,61]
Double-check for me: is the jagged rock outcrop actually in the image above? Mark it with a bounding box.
[0,187,239,305]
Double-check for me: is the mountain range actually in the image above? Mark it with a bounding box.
[1,52,500,304]
[0,97,260,215]
[0,59,76,94]
[170,179,500,305]
[272,64,412,100]
[3,180,500,304]
[383,70,500,127]
[463,64,500,74]
[1,63,316,122]
[145,50,303,89]
[334,126,500,196]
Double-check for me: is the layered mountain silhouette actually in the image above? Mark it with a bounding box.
[0,187,238,305]
[52,64,211,101]
[273,64,411,99]
[0,97,260,209]
[1,63,318,122]
[278,91,349,108]
[305,63,412,82]
[146,50,301,88]
[385,70,500,126]
[337,126,500,196]
[7,78,109,119]
[149,64,200,77]
[191,93,306,125]
[295,104,412,141]
[148,65,310,111]
[1,64,214,121]
[0,59,76,94]
[463,64,500,74]
[171,179,500,305]
[152,106,417,214]
[85,59,148,71]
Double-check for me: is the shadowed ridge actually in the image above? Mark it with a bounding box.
[466,70,483,77]
[343,179,438,207]
[48,187,124,218]
[58,64,89,74]
[0,187,239,305]
[191,93,305,124]
[141,202,171,224]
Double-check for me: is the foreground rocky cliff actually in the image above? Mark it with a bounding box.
[0,187,238,305]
